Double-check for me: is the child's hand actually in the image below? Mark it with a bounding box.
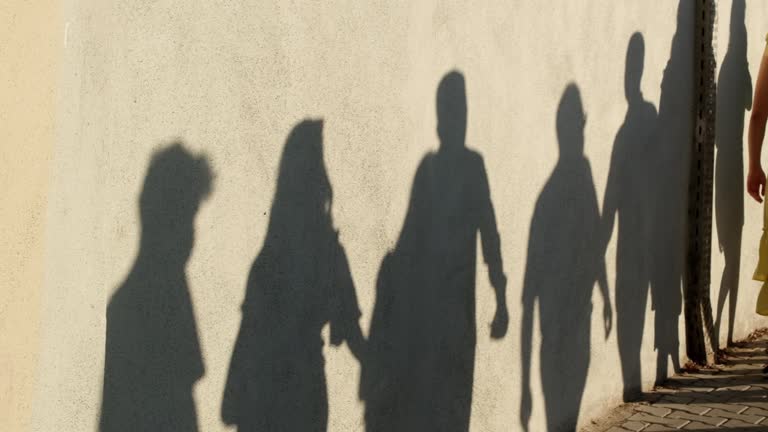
[748,166,766,203]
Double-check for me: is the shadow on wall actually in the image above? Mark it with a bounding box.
[601,0,693,411]
[602,32,658,403]
[715,0,752,347]
[221,119,366,432]
[650,0,693,384]
[519,84,613,432]
[99,143,213,431]
[361,71,508,432]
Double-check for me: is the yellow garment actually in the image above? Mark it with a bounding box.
[755,198,768,315]
[757,38,768,316]
[754,197,768,281]
[758,282,768,316]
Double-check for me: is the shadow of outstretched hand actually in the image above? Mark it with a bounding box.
[520,385,532,432]
[491,305,509,339]
[490,273,508,339]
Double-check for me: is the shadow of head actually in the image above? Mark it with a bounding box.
[556,84,586,158]
[625,33,645,103]
[437,70,467,150]
[272,119,332,220]
[729,0,746,41]
[139,142,212,264]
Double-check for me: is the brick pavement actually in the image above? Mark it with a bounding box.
[586,332,768,432]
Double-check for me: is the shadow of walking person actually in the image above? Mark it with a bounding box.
[650,0,693,383]
[99,143,212,432]
[221,120,365,432]
[715,0,752,347]
[520,84,612,432]
[362,71,508,432]
[602,33,657,402]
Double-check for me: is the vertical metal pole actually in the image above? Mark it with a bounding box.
[686,0,717,364]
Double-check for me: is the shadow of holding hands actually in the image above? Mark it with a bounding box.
[221,120,366,432]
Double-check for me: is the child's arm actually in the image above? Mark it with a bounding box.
[747,37,768,202]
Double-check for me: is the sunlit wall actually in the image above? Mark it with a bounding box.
[16,1,759,431]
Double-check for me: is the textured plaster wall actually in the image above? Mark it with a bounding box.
[711,1,768,350]
[27,1,703,431]
[0,1,60,431]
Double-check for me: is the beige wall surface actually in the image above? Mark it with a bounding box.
[710,1,768,352]
[26,1,710,431]
[0,1,60,431]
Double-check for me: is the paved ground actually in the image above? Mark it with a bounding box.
[584,330,768,432]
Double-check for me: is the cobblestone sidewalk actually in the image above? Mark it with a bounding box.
[584,330,768,431]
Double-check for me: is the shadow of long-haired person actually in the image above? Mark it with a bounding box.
[602,33,657,402]
[362,71,508,432]
[520,85,612,432]
[221,120,365,432]
[99,143,212,432]
[715,0,752,347]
